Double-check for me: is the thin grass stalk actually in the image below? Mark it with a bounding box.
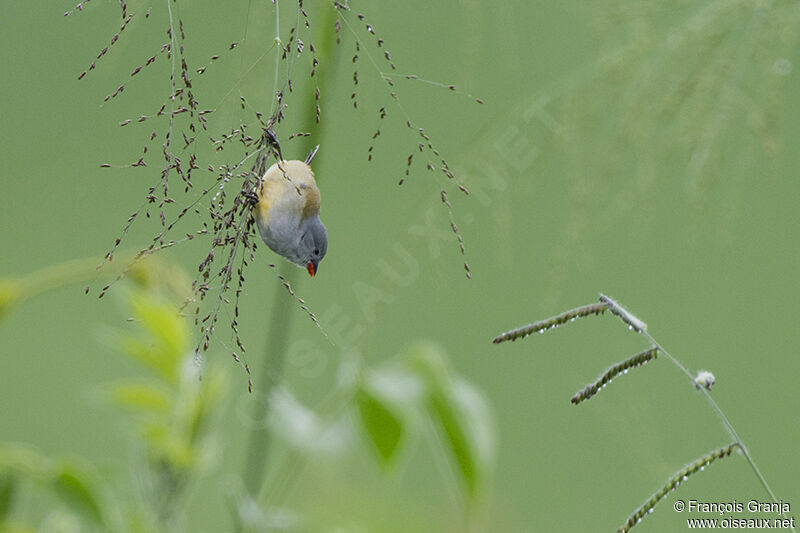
[492,294,794,532]
[602,295,794,532]
[639,328,789,527]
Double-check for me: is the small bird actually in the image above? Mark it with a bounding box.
[251,147,328,277]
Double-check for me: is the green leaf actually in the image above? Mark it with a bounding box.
[267,388,349,455]
[0,279,22,323]
[355,384,405,466]
[450,379,495,483]
[0,523,38,533]
[109,381,170,413]
[0,474,15,521]
[141,423,195,470]
[0,445,47,478]
[48,462,104,525]
[130,291,188,356]
[118,334,178,383]
[405,342,489,498]
[428,385,479,496]
[0,448,111,528]
[120,290,189,382]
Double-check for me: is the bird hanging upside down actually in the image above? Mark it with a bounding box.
[250,147,328,277]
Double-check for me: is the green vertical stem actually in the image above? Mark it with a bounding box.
[241,0,340,498]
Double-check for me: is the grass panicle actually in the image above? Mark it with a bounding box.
[269,263,325,335]
[79,0,481,392]
[76,11,134,81]
[333,3,472,276]
[495,294,794,532]
[618,444,739,533]
[492,302,608,344]
[571,347,658,405]
[64,0,94,17]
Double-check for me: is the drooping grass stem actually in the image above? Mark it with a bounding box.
[639,328,786,525]
[493,294,795,533]
[602,295,793,532]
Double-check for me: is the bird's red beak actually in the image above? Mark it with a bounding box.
[306,260,316,277]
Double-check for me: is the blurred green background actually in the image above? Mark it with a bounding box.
[2,1,799,531]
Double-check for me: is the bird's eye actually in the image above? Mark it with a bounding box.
[313,248,319,255]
